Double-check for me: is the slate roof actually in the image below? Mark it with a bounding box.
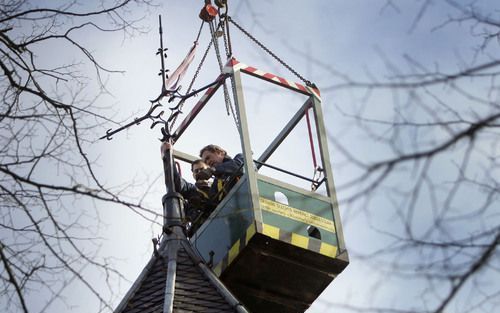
[114,229,248,313]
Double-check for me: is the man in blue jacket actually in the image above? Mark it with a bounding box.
[199,144,244,204]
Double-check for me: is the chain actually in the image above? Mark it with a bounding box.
[187,42,212,100]
[169,34,212,132]
[228,16,314,87]
[226,83,239,131]
[218,6,231,58]
[221,18,230,58]
[187,22,208,94]
[209,20,240,131]
[194,20,204,43]
[228,75,242,133]
[218,7,239,129]
[209,21,225,73]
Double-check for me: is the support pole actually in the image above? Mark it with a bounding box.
[163,238,180,313]
[310,94,347,255]
[230,69,262,226]
[161,140,185,313]
[162,140,184,229]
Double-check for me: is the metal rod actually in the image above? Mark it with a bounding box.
[163,140,175,193]
[316,177,326,189]
[231,69,262,225]
[180,75,227,100]
[253,160,319,184]
[163,238,179,313]
[162,140,183,227]
[310,93,348,255]
[305,107,318,168]
[172,74,226,141]
[257,99,311,167]
[99,104,162,140]
[159,15,167,93]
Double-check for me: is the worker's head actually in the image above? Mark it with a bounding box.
[191,159,210,180]
[199,144,227,167]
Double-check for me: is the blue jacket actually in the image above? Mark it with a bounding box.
[210,153,244,203]
[174,153,244,208]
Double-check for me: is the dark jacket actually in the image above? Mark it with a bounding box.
[174,171,212,210]
[173,172,213,232]
[171,153,244,232]
[210,153,244,203]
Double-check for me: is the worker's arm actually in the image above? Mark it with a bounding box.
[161,141,198,197]
[213,153,244,177]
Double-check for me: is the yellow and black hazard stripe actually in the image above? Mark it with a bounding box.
[212,222,338,277]
[213,222,256,276]
[260,223,338,258]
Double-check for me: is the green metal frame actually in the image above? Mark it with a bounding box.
[173,57,348,259]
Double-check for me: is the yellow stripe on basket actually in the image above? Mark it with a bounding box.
[246,223,256,245]
[319,242,338,257]
[262,224,280,240]
[291,233,309,249]
[228,240,240,265]
[213,262,222,277]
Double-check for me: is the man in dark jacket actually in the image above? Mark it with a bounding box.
[161,143,244,234]
[161,143,214,235]
[199,144,244,204]
[180,159,214,234]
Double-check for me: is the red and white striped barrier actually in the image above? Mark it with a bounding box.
[174,57,322,141]
[224,58,321,100]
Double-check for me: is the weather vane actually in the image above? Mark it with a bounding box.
[98,14,205,142]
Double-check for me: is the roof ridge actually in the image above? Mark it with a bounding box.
[114,230,249,313]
